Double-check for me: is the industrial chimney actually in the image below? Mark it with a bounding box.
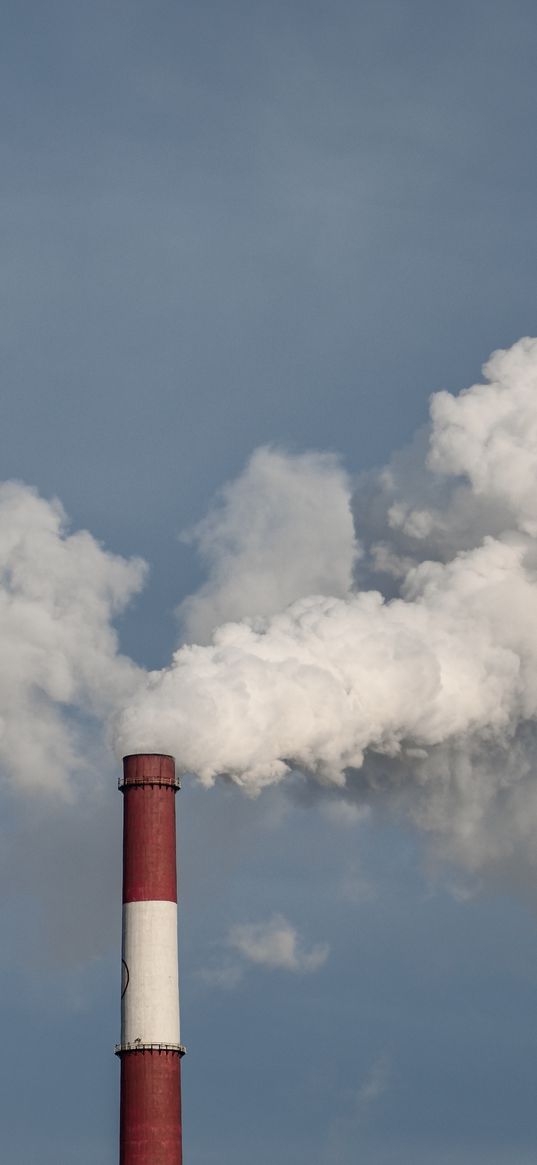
[116,753,185,1165]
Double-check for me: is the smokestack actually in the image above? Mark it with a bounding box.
[116,754,185,1165]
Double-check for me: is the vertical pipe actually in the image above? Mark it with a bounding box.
[116,754,184,1165]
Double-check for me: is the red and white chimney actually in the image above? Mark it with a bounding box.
[116,753,185,1165]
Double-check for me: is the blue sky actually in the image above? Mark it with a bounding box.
[2,1,537,1161]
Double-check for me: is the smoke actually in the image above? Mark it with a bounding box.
[177,446,356,644]
[5,337,537,877]
[0,481,144,794]
[115,337,537,874]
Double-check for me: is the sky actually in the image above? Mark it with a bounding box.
[3,1,537,1161]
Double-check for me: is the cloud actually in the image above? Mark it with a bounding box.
[357,1051,392,1111]
[199,915,329,988]
[201,914,330,986]
[325,1050,392,1158]
[229,914,329,973]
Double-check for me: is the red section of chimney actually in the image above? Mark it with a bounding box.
[120,1050,182,1165]
[122,754,177,787]
[122,784,178,904]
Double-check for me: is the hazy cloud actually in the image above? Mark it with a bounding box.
[357,1052,392,1112]
[228,914,329,973]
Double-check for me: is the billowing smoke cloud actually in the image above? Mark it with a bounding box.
[5,337,537,877]
[116,337,537,873]
[177,446,356,644]
[0,482,144,794]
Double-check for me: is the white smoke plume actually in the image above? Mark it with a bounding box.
[177,446,356,644]
[0,481,144,794]
[116,337,537,874]
[5,337,537,877]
